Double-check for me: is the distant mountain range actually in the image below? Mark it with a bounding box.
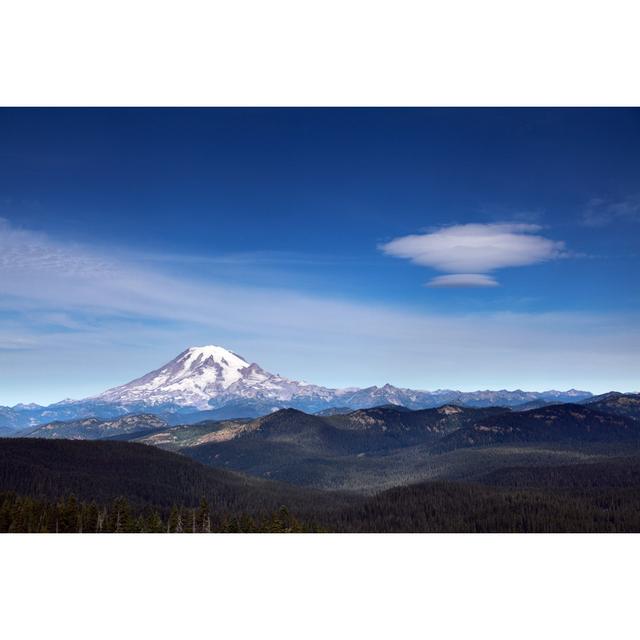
[0,344,613,432]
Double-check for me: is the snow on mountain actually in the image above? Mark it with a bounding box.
[96,345,337,410]
[93,345,594,412]
[12,402,44,411]
[0,344,595,429]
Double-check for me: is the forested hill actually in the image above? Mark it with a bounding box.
[4,439,640,533]
[324,457,640,533]
[0,438,352,516]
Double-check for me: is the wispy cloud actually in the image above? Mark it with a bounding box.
[137,249,357,268]
[0,218,115,276]
[582,196,640,226]
[380,223,566,287]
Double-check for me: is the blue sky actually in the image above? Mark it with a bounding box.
[1,108,639,404]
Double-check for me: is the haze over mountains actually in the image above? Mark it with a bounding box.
[0,345,598,431]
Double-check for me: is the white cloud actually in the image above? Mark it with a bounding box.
[380,223,566,286]
[426,274,499,288]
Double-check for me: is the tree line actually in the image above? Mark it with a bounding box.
[6,481,640,533]
[0,492,322,533]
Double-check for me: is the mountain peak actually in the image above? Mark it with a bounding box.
[179,345,250,371]
[95,344,259,408]
[93,344,338,410]
[185,344,246,360]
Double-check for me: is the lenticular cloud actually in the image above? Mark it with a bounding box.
[426,274,499,288]
[380,223,566,287]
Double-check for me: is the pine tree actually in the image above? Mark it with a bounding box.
[8,498,26,533]
[85,502,99,533]
[196,498,211,533]
[168,505,184,533]
[147,511,164,533]
[276,506,291,532]
[239,514,255,533]
[111,497,133,533]
[96,508,106,533]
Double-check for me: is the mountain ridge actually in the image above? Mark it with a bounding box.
[130,401,640,491]
[0,344,598,430]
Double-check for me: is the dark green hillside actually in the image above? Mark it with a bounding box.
[129,405,511,454]
[326,404,509,441]
[473,456,640,490]
[0,438,352,515]
[327,457,640,533]
[175,406,631,491]
[432,404,640,453]
[314,407,353,416]
[583,392,640,420]
[326,481,640,533]
[174,406,477,488]
[156,405,513,489]
[4,439,640,533]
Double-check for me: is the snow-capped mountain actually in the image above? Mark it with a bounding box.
[95,344,594,413]
[0,344,596,430]
[96,345,338,410]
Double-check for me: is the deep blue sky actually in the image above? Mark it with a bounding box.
[1,108,639,403]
